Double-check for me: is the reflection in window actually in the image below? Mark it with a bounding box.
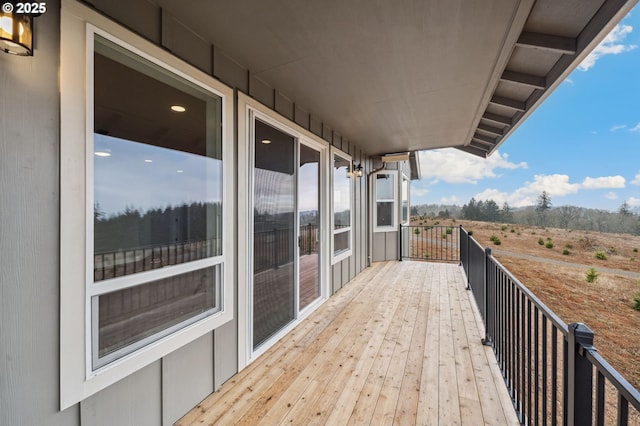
[375,172,396,230]
[332,152,352,259]
[91,35,223,368]
[402,176,409,224]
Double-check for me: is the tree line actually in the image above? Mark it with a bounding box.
[413,191,640,235]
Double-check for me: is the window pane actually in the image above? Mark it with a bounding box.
[377,202,394,227]
[333,154,351,229]
[93,36,223,281]
[402,178,409,222]
[96,265,220,362]
[376,173,394,200]
[252,119,295,348]
[334,230,350,254]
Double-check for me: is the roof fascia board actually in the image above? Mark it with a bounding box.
[461,0,536,152]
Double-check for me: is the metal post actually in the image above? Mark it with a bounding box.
[399,224,403,261]
[567,322,595,426]
[482,247,493,346]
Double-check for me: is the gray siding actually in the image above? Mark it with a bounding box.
[0,2,78,425]
[80,361,162,426]
[162,334,215,425]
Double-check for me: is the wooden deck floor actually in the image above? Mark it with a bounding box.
[177,261,520,425]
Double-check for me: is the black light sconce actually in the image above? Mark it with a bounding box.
[0,9,34,56]
[354,163,363,177]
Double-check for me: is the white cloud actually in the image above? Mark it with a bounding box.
[605,192,618,200]
[579,24,637,71]
[610,124,627,132]
[418,149,527,184]
[628,197,640,207]
[581,176,626,189]
[472,174,628,208]
[631,171,640,186]
[564,78,575,85]
[630,123,640,132]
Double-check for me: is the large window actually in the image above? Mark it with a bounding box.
[331,150,353,263]
[60,4,233,407]
[90,36,224,368]
[374,171,397,231]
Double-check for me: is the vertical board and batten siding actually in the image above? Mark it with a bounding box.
[0,2,80,425]
[0,1,73,423]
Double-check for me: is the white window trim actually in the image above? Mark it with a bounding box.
[373,170,398,232]
[60,0,234,408]
[401,173,410,225]
[330,147,354,264]
[237,93,330,370]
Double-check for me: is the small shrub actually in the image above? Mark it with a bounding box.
[510,229,515,233]
[468,230,473,236]
[634,248,638,253]
[546,237,552,242]
[538,238,544,245]
[633,292,640,311]
[545,241,554,249]
[565,243,573,250]
[501,225,508,231]
[562,249,570,255]
[594,251,608,261]
[490,235,501,245]
[414,228,420,235]
[446,227,453,235]
[586,268,598,283]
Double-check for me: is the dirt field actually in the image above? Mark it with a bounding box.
[414,217,640,389]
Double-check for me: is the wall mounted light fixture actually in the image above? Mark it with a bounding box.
[354,163,363,177]
[0,11,34,56]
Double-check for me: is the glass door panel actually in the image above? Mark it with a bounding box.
[253,120,295,348]
[298,144,320,311]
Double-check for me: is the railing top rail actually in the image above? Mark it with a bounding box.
[586,349,640,412]
[460,225,569,335]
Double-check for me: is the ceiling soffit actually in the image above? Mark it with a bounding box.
[150,0,638,159]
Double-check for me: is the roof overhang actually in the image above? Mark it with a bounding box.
[155,0,638,159]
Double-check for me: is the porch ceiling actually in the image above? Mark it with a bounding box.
[156,0,638,158]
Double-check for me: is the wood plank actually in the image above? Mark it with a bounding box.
[177,262,520,425]
[393,262,431,424]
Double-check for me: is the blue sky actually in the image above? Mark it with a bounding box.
[414,9,640,212]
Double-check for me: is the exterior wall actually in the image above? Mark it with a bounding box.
[0,1,372,425]
[0,2,80,425]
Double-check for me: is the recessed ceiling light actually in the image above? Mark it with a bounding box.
[144,159,153,163]
[176,170,184,173]
[94,151,111,157]
[171,105,186,113]
[261,139,272,144]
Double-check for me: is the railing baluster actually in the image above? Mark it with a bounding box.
[596,371,605,426]
[618,394,629,426]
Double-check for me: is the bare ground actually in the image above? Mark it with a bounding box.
[414,218,640,389]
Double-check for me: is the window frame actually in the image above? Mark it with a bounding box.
[330,148,354,264]
[60,0,234,408]
[373,170,398,232]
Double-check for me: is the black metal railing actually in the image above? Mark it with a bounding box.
[400,225,460,262]
[459,226,640,425]
[94,238,220,281]
[254,224,318,273]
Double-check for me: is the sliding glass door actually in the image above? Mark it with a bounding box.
[252,119,323,350]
